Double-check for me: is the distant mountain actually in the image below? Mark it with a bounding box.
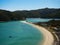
[0,8,60,21]
[13,8,60,18]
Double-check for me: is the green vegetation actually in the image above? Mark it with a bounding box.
[0,8,60,21]
[47,20,60,27]
[34,20,60,45]
[0,9,26,21]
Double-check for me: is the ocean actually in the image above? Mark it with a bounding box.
[0,21,43,45]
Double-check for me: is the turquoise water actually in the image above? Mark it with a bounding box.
[0,21,43,45]
[26,18,52,23]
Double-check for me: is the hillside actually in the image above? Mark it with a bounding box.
[13,8,60,18]
[0,8,60,21]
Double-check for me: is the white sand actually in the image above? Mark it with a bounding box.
[21,21,54,45]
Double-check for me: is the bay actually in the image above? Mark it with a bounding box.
[0,21,43,45]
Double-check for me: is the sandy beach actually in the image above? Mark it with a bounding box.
[21,21,54,45]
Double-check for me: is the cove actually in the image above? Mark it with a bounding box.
[0,21,43,45]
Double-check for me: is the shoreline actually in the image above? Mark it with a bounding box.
[21,21,54,45]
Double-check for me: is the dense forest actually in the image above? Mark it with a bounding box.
[0,8,60,21]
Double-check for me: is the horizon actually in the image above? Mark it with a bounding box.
[0,7,60,11]
[0,0,60,11]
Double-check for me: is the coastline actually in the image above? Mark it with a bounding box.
[21,21,54,45]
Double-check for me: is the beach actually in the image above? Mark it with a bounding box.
[21,21,54,45]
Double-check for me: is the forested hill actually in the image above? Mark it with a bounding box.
[0,8,60,21]
[13,8,60,18]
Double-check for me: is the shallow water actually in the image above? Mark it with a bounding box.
[0,21,43,45]
[26,18,52,23]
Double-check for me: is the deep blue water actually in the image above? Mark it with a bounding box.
[0,21,43,45]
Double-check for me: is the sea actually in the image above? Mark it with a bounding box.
[26,18,52,23]
[0,21,43,45]
[0,18,59,45]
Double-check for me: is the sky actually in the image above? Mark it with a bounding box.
[0,0,60,11]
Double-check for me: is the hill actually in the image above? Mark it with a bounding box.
[0,8,60,21]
